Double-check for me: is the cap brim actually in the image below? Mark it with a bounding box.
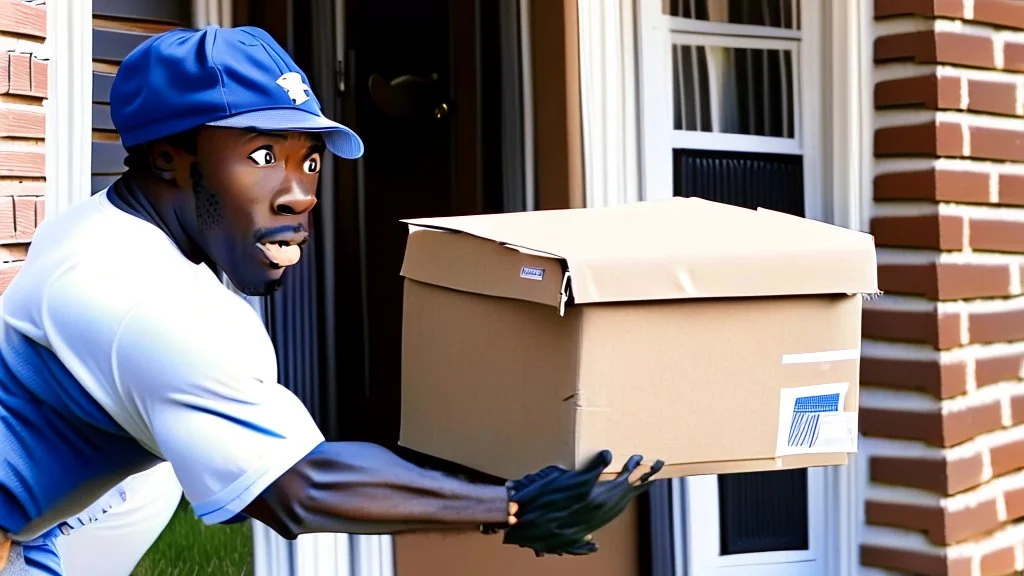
[206,109,364,159]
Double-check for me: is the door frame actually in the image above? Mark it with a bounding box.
[576,0,869,574]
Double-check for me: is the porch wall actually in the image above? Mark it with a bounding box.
[862,1,1024,574]
[0,0,47,294]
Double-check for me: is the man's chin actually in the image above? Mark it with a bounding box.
[224,269,287,297]
[237,278,285,297]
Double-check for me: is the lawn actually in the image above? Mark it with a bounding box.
[132,497,253,576]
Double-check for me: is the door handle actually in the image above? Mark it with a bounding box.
[368,73,451,121]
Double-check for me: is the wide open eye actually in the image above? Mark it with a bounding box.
[248,148,276,166]
[304,154,321,174]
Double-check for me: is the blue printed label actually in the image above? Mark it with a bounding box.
[520,266,545,281]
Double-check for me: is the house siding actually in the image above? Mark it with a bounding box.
[0,0,46,294]
[863,1,1024,574]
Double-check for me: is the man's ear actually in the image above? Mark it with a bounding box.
[148,142,192,184]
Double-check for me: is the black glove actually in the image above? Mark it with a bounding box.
[500,450,664,557]
[480,451,609,538]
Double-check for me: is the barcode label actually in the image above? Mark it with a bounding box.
[775,383,858,456]
[786,393,840,449]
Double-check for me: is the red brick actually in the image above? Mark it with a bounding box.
[0,197,14,241]
[861,357,967,398]
[970,219,1024,253]
[874,0,963,20]
[0,149,44,178]
[0,106,44,138]
[878,263,1015,300]
[870,453,986,495]
[977,352,1024,387]
[1004,484,1024,520]
[871,214,964,250]
[1010,394,1024,425]
[979,545,1017,576]
[878,263,937,298]
[0,53,8,94]
[862,307,961,349]
[967,79,1019,117]
[974,0,1024,32]
[0,180,43,197]
[8,54,31,94]
[875,169,991,204]
[875,31,996,69]
[875,75,941,109]
[991,435,1024,477]
[875,123,964,158]
[861,401,1003,447]
[1005,42,1024,72]
[867,498,1002,545]
[861,544,961,576]
[937,263,1014,299]
[0,244,27,263]
[0,0,46,39]
[0,262,21,294]
[1000,174,1024,206]
[970,307,1024,342]
[14,197,35,241]
[34,197,43,226]
[970,125,1024,162]
[30,58,46,99]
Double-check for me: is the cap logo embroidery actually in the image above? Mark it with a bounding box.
[276,72,311,105]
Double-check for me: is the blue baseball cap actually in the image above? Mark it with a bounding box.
[110,25,363,159]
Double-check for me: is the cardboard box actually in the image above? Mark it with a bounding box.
[398,197,878,480]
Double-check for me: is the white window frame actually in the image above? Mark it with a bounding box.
[667,32,802,156]
[636,0,824,222]
[578,0,867,575]
[683,472,827,572]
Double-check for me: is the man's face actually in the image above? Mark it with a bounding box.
[168,126,324,296]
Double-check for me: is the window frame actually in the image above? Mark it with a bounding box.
[669,31,802,155]
[637,0,824,222]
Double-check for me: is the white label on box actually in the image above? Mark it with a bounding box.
[520,266,545,280]
[774,382,858,457]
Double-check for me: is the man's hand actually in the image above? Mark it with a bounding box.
[499,450,664,557]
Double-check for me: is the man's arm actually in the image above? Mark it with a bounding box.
[244,441,513,539]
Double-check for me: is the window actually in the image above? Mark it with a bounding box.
[635,1,828,574]
[637,0,821,219]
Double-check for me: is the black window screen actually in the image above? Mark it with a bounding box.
[718,469,810,555]
[673,146,810,555]
[673,148,804,217]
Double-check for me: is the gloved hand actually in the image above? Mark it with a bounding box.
[480,451,609,539]
[499,450,664,557]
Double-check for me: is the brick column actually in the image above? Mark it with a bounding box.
[862,1,1024,575]
[0,0,46,293]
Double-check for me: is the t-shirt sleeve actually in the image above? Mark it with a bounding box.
[104,292,325,525]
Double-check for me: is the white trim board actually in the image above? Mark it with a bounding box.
[581,0,867,575]
[45,0,93,218]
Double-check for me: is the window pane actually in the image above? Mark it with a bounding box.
[673,149,804,216]
[718,469,809,555]
[672,44,795,138]
[664,0,800,30]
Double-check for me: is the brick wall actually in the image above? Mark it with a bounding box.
[862,1,1024,575]
[0,0,45,294]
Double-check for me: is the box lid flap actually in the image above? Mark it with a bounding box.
[402,197,879,305]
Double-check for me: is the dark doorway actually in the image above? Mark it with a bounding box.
[237,0,519,474]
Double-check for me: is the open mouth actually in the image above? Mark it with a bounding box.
[256,239,303,268]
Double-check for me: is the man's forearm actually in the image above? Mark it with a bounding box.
[246,441,513,538]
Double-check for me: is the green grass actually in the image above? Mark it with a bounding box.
[131,497,253,576]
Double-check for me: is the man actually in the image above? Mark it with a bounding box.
[0,25,662,575]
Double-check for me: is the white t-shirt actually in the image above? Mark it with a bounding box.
[0,187,324,541]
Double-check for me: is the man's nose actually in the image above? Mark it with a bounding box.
[273,182,317,215]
